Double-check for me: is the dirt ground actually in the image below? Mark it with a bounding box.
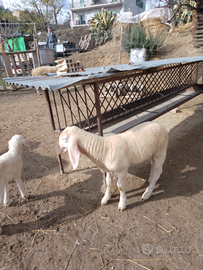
[64,25,203,69]
[1,84,203,270]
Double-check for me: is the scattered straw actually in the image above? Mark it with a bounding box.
[6,215,14,223]
[192,187,203,196]
[70,196,87,212]
[113,258,169,269]
[31,231,40,245]
[111,188,118,196]
[72,220,77,226]
[101,217,111,220]
[127,259,151,270]
[6,253,22,263]
[190,197,203,205]
[115,258,169,262]
[94,211,100,233]
[64,242,79,270]
[35,167,49,192]
[144,216,171,234]
[89,247,99,251]
[153,195,188,217]
[54,208,95,229]
[98,252,120,270]
[100,255,105,267]
[110,223,124,229]
[149,225,169,236]
[31,228,56,245]
[116,234,121,249]
[83,222,86,231]
[127,225,135,231]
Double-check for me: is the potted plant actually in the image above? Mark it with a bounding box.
[123,23,166,62]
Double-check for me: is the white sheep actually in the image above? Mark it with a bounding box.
[32,66,60,94]
[0,135,30,208]
[32,66,60,76]
[58,122,168,211]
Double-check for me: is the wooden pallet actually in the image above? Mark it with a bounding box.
[78,34,95,52]
[192,11,203,47]
[197,0,203,13]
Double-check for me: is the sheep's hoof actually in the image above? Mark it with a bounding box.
[118,204,126,212]
[101,196,110,205]
[142,191,151,200]
[3,202,10,207]
[101,200,107,206]
[23,194,29,200]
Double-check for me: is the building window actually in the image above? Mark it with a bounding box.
[136,0,144,9]
[78,14,86,24]
[80,0,84,7]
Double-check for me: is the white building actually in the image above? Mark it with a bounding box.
[70,0,146,27]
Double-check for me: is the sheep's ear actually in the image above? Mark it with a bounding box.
[68,138,80,170]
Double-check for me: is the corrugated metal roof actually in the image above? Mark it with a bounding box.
[3,56,203,91]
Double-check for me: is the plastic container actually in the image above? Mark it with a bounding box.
[130,48,147,63]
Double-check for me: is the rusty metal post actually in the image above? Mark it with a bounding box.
[93,82,106,184]
[45,89,56,131]
[44,89,64,175]
[93,82,103,136]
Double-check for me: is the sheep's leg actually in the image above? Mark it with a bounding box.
[101,172,113,205]
[15,177,28,200]
[3,184,10,206]
[148,158,155,183]
[0,186,3,206]
[117,170,127,211]
[142,158,163,200]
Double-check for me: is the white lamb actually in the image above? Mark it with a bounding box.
[0,135,30,207]
[58,122,168,211]
[32,66,60,76]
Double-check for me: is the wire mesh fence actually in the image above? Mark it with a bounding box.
[47,60,203,134]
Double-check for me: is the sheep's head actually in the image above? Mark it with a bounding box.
[58,135,69,153]
[58,127,80,170]
[8,135,30,149]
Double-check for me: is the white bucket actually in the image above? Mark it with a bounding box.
[130,48,147,63]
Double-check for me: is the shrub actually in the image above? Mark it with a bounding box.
[172,0,196,26]
[122,23,167,57]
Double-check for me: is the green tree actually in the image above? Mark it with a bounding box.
[18,0,66,29]
[18,9,42,34]
[48,0,65,25]
[0,7,19,51]
[19,0,51,31]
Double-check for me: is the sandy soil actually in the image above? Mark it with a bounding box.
[62,24,203,69]
[0,85,203,270]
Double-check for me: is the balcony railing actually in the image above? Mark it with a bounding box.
[71,0,121,9]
